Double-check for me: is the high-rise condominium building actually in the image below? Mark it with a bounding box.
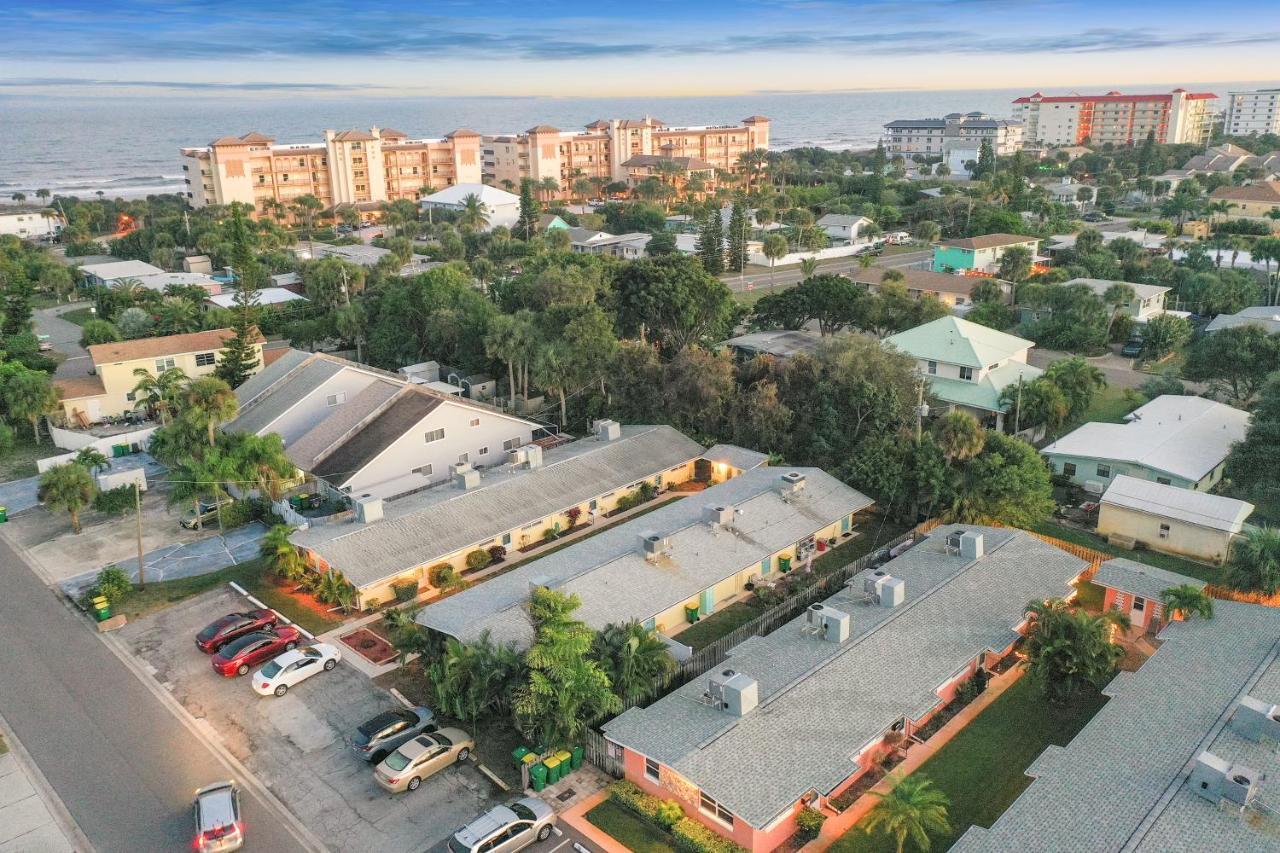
[882,112,1024,158]
[1012,89,1217,147]
[1224,89,1280,137]
[180,116,770,214]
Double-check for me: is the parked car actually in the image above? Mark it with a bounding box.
[373,729,474,793]
[1081,211,1109,223]
[353,706,437,763]
[1121,337,1144,357]
[211,628,301,677]
[447,798,556,853]
[196,609,280,653]
[252,644,341,696]
[193,781,244,852]
[181,498,234,529]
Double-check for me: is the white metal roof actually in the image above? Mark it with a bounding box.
[419,183,520,207]
[1062,277,1170,302]
[77,260,164,280]
[1101,475,1252,533]
[206,287,308,309]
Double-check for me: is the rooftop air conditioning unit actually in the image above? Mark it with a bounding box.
[876,575,906,608]
[1189,751,1264,807]
[779,471,806,496]
[1231,696,1280,744]
[639,533,670,559]
[704,504,735,527]
[453,463,480,490]
[960,531,984,561]
[509,444,543,470]
[593,419,621,442]
[705,668,759,716]
[354,494,384,524]
[807,603,851,643]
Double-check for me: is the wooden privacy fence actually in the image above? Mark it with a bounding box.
[583,729,626,778]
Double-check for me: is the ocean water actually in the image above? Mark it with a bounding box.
[0,82,1272,200]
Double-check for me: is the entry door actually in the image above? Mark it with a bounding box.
[699,588,715,617]
[1130,596,1147,628]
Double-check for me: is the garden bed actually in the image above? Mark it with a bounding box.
[339,627,397,665]
[586,800,677,853]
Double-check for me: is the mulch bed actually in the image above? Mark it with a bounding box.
[339,627,397,665]
[268,576,344,621]
[516,523,588,553]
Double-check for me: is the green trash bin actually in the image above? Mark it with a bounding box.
[570,746,584,770]
[779,556,792,573]
[112,444,128,458]
[91,595,111,622]
[684,604,700,624]
[512,746,531,768]
[529,763,548,792]
[555,750,573,778]
[0,506,8,523]
[543,755,562,784]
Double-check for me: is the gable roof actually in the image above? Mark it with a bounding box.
[1041,395,1251,482]
[311,389,443,485]
[445,128,481,139]
[885,316,1034,369]
[77,260,165,280]
[419,183,520,207]
[936,233,1039,251]
[1205,305,1280,334]
[817,213,872,228]
[723,329,826,359]
[1092,557,1206,603]
[850,267,978,298]
[1062,277,1170,302]
[227,356,347,436]
[332,129,377,142]
[88,328,259,364]
[54,374,106,400]
[285,379,404,472]
[1101,474,1253,533]
[1210,181,1280,203]
[295,425,706,590]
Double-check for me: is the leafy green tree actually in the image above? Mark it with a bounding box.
[301,257,364,310]
[946,431,1054,527]
[1161,584,1214,621]
[1024,597,1128,702]
[591,621,677,705]
[996,245,1032,287]
[1184,325,1278,407]
[3,366,58,443]
[429,632,526,723]
[931,410,985,463]
[646,230,677,256]
[725,199,748,272]
[801,274,869,336]
[1225,527,1280,596]
[1226,375,1280,514]
[260,524,307,581]
[517,179,539,240]
[2,277,34,337]
[1043,356,1106,421]
[1140,313,1192,362]
[863,774,952,853]
[73,447,110,474]
[613,255,737,356]
[116,306,153,339]
[695,208,724,274]
[561,304,619,395]
[79,318,122,347]
[38,462,98,534]
[513,588,621,748]
[966,301,1013,330]
[751,286,812,331]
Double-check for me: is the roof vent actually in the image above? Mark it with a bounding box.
[593,419,621,442]
[704,504,735,527]
[1189,751,1263,807]
[805,603,851,643]
[639,532,670,560]
[1231,696,1280,744]
[780,471,806,496]
[704,669,758,716]
[453,462,480,490]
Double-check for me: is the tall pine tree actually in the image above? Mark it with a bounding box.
[695,208,725,275]
[974,138,996,180]
[517,178,539,240]
[726,199,748,273]
[214,202,262,388]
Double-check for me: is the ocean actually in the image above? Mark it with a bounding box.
[1,82,1273,201]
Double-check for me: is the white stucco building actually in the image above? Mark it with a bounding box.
[419,183,521,231]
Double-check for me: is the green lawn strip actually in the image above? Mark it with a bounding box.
[0,433,64,483]
[829,676,1108,853]
[1074,579,1105,612]
[59,307,96,327]
[1030,520,1220,584]
[733,282,795,307]
[675,599,766,651]
[525,497,677,562]
[586,799,678,853]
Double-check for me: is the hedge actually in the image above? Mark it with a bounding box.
[607,782,747,853]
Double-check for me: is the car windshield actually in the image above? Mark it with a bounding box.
[260,660,283,679]
[385,751,411,771]
[447,835,471,853]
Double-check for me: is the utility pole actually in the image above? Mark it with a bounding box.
[1013,375,1024,435]
[134,480,146,589]
[915,379,925,442]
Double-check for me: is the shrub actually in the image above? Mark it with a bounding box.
[655,800,684,830]
[754,583,786,607]
[542,528,557,541]
[672,817,745,853]
[465,549,492,571]
[638,482,658,501]
[608,783,746,853]
[428,563,460,588]
[94,565,133,605]
[487,544,507,563]
[566,506,583,526]
[92,485,136,516]
[391,580,420,603]
[795,807,827,840]
[219,499,256,529]
[0,422,13,456]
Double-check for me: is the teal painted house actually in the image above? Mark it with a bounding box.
[931,233,1041,274]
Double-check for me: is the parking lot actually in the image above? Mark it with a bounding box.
[119,586,501,853]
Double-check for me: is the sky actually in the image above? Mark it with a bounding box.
[2,0,1279,98]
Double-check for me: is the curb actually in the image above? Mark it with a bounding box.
[229,581,316,640]
[0,711,94,853]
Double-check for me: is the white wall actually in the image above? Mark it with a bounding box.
[344,402,534,499]
[0,212,60,238]
[41,426,157,468]
[747,244,867,268]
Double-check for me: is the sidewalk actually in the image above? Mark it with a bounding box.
[0,724,86,853]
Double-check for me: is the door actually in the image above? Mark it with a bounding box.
[289,658,318,686]
[422,745,452,776]
[841,515,851,534]
[1130,595,1147,629]
[699,588,715,617]
[496,823,535,853]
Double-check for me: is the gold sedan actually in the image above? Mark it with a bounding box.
[373,728,474,793]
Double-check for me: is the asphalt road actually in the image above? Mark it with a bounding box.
[33,304,94,379]
[0,533,311,853]
[723,249,933,292]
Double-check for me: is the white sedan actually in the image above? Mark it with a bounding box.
[252,644,341,697]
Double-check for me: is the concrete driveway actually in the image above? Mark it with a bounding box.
[120,586,500,853]
[33,304,93,379]
[1027,346,1208,394]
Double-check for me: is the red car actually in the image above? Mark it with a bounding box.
[196,610,280,654]
[211,628,302,677]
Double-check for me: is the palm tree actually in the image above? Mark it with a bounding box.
[132,366,188,425]
[533,342,574,429]
[225,432,295,500]
[1042,357,1107,421]
[3,368,59,443]
[260,524,307,581]
[862,774,952,853]
[290,194,324,235]
[35,188,50,204]
[11,192,26,204]
[1161,584,1214,621]
[762,233,788,290]
[1225,526,1280,596]
[800,257,819,279]
[1024,597,1128,702]
[537,177,560,208]
[111,277,145,301]
[73,447,111,474]
[1204,199,1237,224]
[457,193,491,231]
[38,463,97,534]
[154,297,201,335]
[737,148,769,193]
[591,621,677,704]
[184,376,238,447]
[931,411,985,463]
[1099,283,1136,343]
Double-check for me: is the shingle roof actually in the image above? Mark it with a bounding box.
[850,267,978,298]
[1210,181,1280,203]
[54,375,106,400]
[604,526,1087,830]
[1063,277,1170,302]
[1092,557,1206,602]
[953,598,1280,853]
[817,213,872,228]
[227,356,345,436]
[417,467,872,650]
[525,124,562,134]
[1205,306,1280,335]
[1102,475,1253,534]
[937,233,1039,251]
[885,316,1035,369]
[701,444,770,473]
[88,328,258,364]
[232,348,312,408]
[722,330,825,358]
[1041,395,1251,482]
[285,379,403,472]
[297,425,705,590]
[311,390,442,485]
[445,128,481,139]
[332,129,377,142]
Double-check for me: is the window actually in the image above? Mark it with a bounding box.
[470,418,480,427]
[1156,477,1172,485]
[478,446,488,456]
[413,464,433,477]
[699,792,734,827]
[645,757,660,782]
[501,532,511,546]
[502,437,524,451]
[458,453,469,464]
[126,391,136,402]
[959,366,974,381]
[1159,523,1171,539]
[425,429,445,443]
[1063,462,1077,476]
[194,352,216,367]
[155,357,176,372]
[1096,464,1111,478]
[326,392,346,406]
[927,360,937,375]
[1133,596,1145,612]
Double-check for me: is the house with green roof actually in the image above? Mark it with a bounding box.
[885,316,1042,429]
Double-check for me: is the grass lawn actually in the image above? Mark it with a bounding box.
[59,307,97,327]
[0,432,65,483]
[1074,579,1105,612]
[586,800,677,853]
[733,281,795,308]
[675,599,765,651]
[1030,519,1220,584]
[829,676,1108,853]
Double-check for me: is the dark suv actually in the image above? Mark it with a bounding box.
[353,707,437,763]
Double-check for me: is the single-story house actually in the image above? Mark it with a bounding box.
[1041,395,1251,493]
[416,467,874,650]
[205,287,308,310]
[76,259,165,287]
[850,267,981,308]
[227,350,541,501]
[304,242,439,278]
[1098,475,1252,565]
[1204,306,1280,335]
[953,584,1280,852]
[722,330,826,359]
[817,213,874,244]
[931,234,1041,274]
[292,423,717,609]
[604,525,1089,852]
[567,227,651,259]
[1092,557,1205,634]
[126,271,224,294]
[1043,179,1096,208]
[1062,278,1172,323]
[420,183,522,231]
[1208,181,1280,221]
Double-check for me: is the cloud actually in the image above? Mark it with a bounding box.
[0,77,391,92]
